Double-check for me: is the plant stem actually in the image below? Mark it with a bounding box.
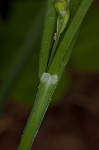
[18,0,93,149]
[18,73,58,150]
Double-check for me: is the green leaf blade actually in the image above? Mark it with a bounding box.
[39,0,56,78]
[48,0,93,78]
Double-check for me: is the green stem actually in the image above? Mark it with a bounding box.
[18,73,58,150]
[18,32,78,150]
[18,0,93,149]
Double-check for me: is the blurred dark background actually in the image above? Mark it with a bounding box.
[0,0,99,150]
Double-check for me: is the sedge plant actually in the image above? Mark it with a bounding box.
[18,0,93,149]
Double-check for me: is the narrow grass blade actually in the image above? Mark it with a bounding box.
[47,0,81,69]
[48,0,93,78]
[39,0,56,78]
